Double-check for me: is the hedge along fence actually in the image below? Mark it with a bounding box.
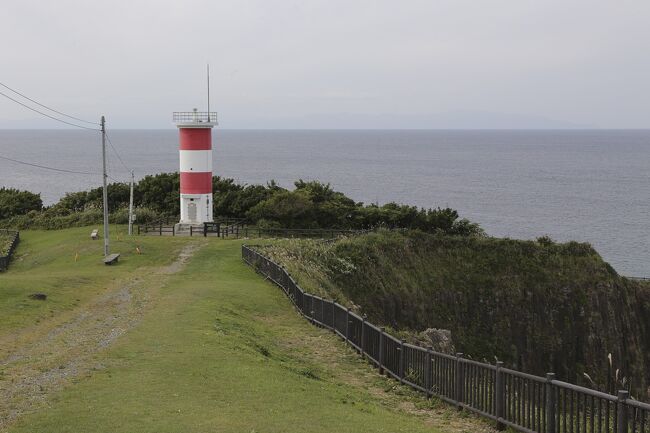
[0,229,20,271]
[242,245,650,433]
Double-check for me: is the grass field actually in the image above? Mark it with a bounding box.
[0,227,493,433]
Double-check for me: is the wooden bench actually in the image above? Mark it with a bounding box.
[103,253,120,265]
[90,229,98,240]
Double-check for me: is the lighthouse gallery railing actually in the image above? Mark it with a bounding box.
[172,111,218,124]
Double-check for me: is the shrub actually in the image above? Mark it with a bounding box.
[0,188,43,219]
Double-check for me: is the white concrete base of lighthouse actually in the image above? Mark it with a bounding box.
[179,193,213,225]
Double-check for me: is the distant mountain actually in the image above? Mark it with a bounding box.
[0,110,594,130]
[242,110,594,130]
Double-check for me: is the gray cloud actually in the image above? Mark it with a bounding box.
[2,0,649,128]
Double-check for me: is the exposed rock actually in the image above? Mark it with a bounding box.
[419,328,455,354]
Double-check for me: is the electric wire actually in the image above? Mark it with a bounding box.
[105,131,132,173]
[0,81,100,126]
[0,90,100,131]
[0,154,99,175]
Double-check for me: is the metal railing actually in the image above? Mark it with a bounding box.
[242,244,650,433]
[0,229,20,271]
[140,220,372,239]
[231,226,371,239]
[172,111,218,124]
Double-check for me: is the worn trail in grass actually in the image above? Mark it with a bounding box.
[0,227,198,430]
[3,231,493,433]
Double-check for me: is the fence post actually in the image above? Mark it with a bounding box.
[159,223,162,236]
[495,361,505,430]
[378,327,385,374]
[172,225,175,236]
[331,300,336,330]
[545,373,556,433]
[190,226,193,237]
[360,315,366,358]
[398,340,405,384]
[310,296,315,324]
[617,390,629,433]
[137,225,140,235]
[425,347,433,398]
[345,307,350,343]
[455,352,464,410]
[321,298,325,327]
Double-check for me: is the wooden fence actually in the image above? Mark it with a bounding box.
[242,245,650,433]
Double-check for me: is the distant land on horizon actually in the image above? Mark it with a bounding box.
[0,110,598,130]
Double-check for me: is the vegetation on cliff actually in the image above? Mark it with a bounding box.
[259,231,650,399]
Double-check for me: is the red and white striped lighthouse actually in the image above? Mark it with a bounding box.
[173,109,217,225]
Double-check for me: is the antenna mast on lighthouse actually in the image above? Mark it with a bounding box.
[207,64,211,123]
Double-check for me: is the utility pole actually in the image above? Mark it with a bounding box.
[101,116,110,256]
[128,170,134,235]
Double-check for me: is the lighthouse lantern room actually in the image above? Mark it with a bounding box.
[173,109,217,227]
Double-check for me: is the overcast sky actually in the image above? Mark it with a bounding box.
[2,0,650,129]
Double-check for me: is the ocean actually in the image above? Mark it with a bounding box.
[0,129,648,277]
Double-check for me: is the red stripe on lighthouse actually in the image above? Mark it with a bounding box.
[179,128,212,150]
[180,172,212,194]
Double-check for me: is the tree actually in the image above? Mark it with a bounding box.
[246,190,315,228]
[135,172,180,216]
[0,187,43,219]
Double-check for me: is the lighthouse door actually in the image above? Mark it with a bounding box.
[187,202,198,222]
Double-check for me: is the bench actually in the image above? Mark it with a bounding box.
[103,253,120,265]
[90,229,98,240]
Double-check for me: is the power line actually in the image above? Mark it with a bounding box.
[107,174,131,184]
[0,81,100,126]
[0,154,99,175]
[0,89,100,131]
[105,131,131,173]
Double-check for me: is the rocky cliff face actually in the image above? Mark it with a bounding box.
[261,231,650,399]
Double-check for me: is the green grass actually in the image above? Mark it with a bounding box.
[1,229,486,433]
[0,226,187,335]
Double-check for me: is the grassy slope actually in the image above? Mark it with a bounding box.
[259,231,650,397]
[0,226,186,335]
[2,229,493,433]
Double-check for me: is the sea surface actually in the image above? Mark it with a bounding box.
[0,129,648,277]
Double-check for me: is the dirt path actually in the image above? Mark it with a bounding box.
[0,242,203,431]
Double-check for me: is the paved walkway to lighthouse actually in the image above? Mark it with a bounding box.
[0,229,494,433]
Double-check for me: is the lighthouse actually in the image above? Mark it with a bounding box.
[173,109,217,227]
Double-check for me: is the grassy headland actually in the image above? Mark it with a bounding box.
[259,230,650,399]
[1,228,493,432]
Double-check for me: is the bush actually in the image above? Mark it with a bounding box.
[1,174,483,236]
[0,188,43,219]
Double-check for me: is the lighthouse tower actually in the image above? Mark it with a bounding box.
[173,109,217,226]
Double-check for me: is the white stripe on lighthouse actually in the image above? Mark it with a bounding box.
[179,150,212,173]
